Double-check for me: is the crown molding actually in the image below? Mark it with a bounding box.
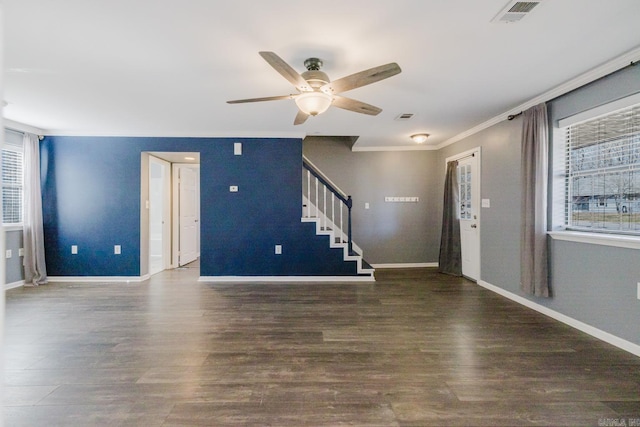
[351,144,438,152]
[436,45,640,150]
[3,118,46,136]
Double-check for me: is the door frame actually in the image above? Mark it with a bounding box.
[445,147,481,281]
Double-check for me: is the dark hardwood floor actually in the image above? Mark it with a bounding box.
[4,265,640,426]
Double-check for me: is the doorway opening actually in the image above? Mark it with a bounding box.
[141,152,200,278]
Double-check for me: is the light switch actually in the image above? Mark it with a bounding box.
[114,245,121,255]
[230,185,238,192]
[5,250,12,259]
[275,245,282,255]
[71,245,78,254]
[234,142,242,155]
[365,202,370,209]
[481,199,491,208]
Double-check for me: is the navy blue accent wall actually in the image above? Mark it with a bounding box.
[40,136,357,277]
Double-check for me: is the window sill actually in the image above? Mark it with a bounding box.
[548,230,640,250]
[3,224,23,232]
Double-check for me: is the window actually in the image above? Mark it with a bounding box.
[563,102,640,234]
[2,132,24,225]
[458,163,472,220]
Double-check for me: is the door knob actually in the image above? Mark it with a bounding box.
[471,224,477,228]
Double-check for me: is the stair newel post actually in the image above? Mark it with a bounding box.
[347,195,353,255]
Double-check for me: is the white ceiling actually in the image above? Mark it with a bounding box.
[4,0,640,150]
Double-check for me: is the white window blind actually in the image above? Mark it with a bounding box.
[2,132,24,224]
[565,103,640,234]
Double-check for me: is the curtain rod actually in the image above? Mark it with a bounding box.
[507,59,638,122]
[453,152,475,162]
[5,127,44,140]
[507,112,523,121]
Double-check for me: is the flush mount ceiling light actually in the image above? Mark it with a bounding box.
[411,133,430,143]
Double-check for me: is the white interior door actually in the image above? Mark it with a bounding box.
[458,153,480,281]
[149,156,171,275]
[178,165,199,266]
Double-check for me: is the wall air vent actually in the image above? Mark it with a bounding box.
[492,0,543,23]
[395,113,414,121]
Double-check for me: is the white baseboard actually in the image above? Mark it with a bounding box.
[478,279,640,358]
[5,280,25,290]
[371,262,438,269]
[199,275,375,283]
[47,276,146,283]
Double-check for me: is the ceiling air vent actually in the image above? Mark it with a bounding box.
[395,113,414,121]
[492,0,543,23]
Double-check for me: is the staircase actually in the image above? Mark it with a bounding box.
[302,157,375,279]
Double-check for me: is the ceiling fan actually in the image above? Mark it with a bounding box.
[227,51,402,125]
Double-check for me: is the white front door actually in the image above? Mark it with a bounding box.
[458,153,480,281]
[178,165,199,266]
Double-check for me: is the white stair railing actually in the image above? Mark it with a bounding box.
[302,157,353,253]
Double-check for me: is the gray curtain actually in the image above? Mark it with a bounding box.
[438,160,462,276]
[520,103,549,297]
[23,132,48,286]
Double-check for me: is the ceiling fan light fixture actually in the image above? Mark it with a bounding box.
[227,52,402,125]
[294,91,333,116]
[411,133,430,143]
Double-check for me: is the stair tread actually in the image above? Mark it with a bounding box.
[301,215,374,278]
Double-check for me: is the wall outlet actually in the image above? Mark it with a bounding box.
[5,249,12,259]
[114,245,121,255]
[275,245,282,255]
[365,202,370,209]
[71,245,78,254]
[637,282,640,300]
[18,248,24,257]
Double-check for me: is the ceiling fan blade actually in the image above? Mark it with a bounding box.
[259,51,313,92]
[321,63,401,94]
[332,95,382,116]
[227,94,293,104]
[293,109,309,125]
